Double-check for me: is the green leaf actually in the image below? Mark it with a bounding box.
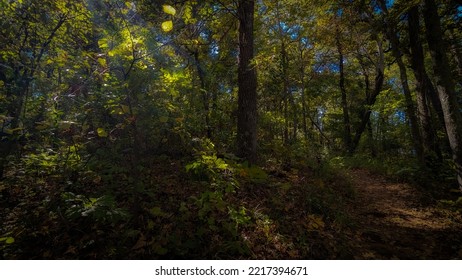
[0,237,14,244]
[162,5,176,16]
[159,116,168,123]
[161,21,173,32]
[97,128,108,137]
[97,58,106,67]
[98,38,108,49]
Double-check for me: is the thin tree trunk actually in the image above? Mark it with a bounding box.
[299,48,308,141]
[336,27,352,153]
[423,0,462,190]
[237,0,257,163]
[281,41,290,144]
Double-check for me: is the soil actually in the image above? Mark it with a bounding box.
[346,168,462,259]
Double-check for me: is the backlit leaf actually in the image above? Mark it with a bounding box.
[97,128,108,137]
[162,5,176,16]
[161,21,173,32]
[97,58,106,67]
[98,38,108,49]
[0,237,14,244]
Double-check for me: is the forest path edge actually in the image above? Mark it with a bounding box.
[345,168,462,259]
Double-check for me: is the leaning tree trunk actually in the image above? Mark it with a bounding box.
[423,0,462,190]
[237,0,257,163]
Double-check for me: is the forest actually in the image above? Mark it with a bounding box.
[1,0,462,259]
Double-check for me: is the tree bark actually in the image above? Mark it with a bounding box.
[423,0,462,190]
[407,6,442,161]
[237,0,257,163]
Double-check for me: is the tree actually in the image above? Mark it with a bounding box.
[335,21,352,153]
[0,0,90,178]
[378,0,423,164]
[236,0,257,163]
[407,5,443,162]
[423,0,462,190]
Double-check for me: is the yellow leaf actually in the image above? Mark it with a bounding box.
[98,38,108,49]
[159,116,168,123]
[161,21,173,32]
[97,58,106,67]
[162,5,176,16]
[97,128,108,137]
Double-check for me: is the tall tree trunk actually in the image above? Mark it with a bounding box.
[299,47,308,141]
[378,0,424,163]
[237,0,257,163]
[336,27,352,153]
[407,6,442,161]
[299,46,308,141]
[423,0,462,190]
[281,41,290,145]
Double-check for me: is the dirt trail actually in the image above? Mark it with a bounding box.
[347,169,462,259]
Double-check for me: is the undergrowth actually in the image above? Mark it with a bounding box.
[0,138,363,259]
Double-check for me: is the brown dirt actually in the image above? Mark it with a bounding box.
[347,168,462,259]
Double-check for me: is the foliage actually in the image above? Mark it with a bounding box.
[62,193,130,224]
[1,0,461,259]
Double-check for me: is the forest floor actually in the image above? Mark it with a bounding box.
[344,168,462,259]
[2,157,462,259]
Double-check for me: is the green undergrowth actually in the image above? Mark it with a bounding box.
[1,139,358,259]
[329,154,458,193]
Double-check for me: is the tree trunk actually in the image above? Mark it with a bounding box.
[423,0,462,190]
[448,30,462,83]
[299,47,308,141]
[407,6,443,161]
[281,40,290,144]
[237,0,257,163]
[378,0,424,163]
[351,38,385,152]
[336,27,352,153]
